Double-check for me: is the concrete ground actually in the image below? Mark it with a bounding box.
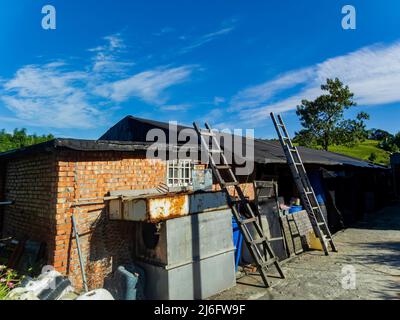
[212,202,400,300]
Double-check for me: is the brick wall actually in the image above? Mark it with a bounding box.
[213,183,255,200]
[2,154,58,253]
[1,149,167,290]
[54,150,167,290]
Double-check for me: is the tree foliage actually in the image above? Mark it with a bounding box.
[0,129,54,153]
[368,128,392,141]
[378,132,400,153]
[294,78,369,151]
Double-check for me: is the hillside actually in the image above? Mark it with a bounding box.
[294,140,390,165]
[328,140,390,165]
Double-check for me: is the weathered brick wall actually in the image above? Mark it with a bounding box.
[213,183,255,200]
[54,150,167,290]
[1,154,58,253]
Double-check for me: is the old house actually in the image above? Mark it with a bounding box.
[0,116,391,296]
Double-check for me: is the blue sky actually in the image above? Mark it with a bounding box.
[1,0,400,139]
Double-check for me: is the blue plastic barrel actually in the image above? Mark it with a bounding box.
[308,171,326,204]
[289,205,303,214]
[232,217,243,271]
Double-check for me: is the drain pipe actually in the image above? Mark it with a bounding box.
[71,213,89,292]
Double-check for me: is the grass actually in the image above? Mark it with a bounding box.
[327,140,390,165]
[294,139,390,165]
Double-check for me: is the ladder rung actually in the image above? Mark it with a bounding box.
[240,217,257,225]
[318,222,326,226]
[269,237,284,241]
[294,162,302,166]
[215,165,231,170]
[222,181,239,187]
[260,257,278,267]
[209,149,223,153]
[251,237,267,245]
[200,131,215,137]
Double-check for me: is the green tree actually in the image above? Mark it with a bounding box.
[368,128,392,141]
[294,78,369,151]
[0,129,54,153]
[379,131,400,153]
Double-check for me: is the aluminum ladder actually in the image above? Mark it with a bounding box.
[270,113,337,255]
[193,122,285,287]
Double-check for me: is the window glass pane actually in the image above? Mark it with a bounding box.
[167,159,193,187]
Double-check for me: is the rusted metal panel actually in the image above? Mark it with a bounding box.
[146,194,189,222]
[108,191,228,223]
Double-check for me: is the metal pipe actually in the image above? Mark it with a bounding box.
[71,213,89,292]
[0,201,13,206]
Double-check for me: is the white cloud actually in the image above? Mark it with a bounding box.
[0,35,196,129]
[230,68,314,112]
[231,42,400,125]
[89,33,134,74]
[1,63,102,129]
[180,26,235,54]
[159,104,191,111]
[213,96,226,106]
[97,66,195,104]
[153,27,175,36]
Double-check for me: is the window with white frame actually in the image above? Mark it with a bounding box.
[167,159,193,187]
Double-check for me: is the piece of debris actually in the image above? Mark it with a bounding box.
[76,289,114,300]
[6,270,74,300]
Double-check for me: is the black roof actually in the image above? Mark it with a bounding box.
[99,116,386,169]
[0,138,151,160]
[0,115,387,169]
